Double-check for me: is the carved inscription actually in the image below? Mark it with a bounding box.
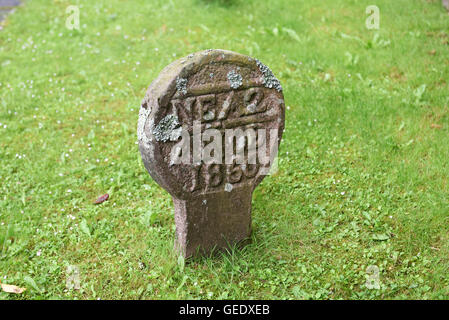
[164,84,282,194]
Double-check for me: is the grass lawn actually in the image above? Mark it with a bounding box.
[0,0,448,300]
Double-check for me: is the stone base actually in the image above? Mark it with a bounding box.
[173,187,253,257]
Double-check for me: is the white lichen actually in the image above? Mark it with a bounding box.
[227,70,243,89]
[203,110,215,121]
[247,103,257,113]
[137,104,151,146]
[176,76,188,95]
[224,183,233,192]
[152,114,182,142]
[255,59,282,92]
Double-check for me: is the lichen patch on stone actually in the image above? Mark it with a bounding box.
[176,76,188,95]
[227,70,243,89]
[137,105,151,146]
[255,59,282,92]
[224,183,233,192]
[203,110,215,121]
[247,103,257,113]
[152,114,182,142]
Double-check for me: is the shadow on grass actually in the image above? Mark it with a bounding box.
[184,226,274,267]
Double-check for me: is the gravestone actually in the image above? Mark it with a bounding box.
[138,49,285,257]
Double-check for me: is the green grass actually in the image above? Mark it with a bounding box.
[0,0,448,299]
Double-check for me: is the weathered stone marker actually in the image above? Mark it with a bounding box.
[138,49,285,257]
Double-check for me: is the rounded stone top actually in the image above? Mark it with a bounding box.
[138,49,285,200]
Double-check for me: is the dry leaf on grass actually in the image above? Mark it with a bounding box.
[430,123,442,129]
[94,193,109,204]
[1,282,26,294]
